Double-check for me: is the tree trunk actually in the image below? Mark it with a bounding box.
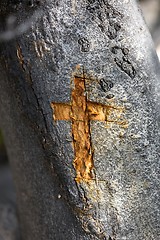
[0,0,160,239]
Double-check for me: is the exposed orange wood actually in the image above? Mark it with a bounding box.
[51,77,125,183]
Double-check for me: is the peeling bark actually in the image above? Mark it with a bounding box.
[0,0,160,240]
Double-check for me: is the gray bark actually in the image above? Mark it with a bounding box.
[0,0,160,239]
[0,166,20,240]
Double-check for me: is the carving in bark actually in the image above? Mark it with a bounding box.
[0,0,160,239]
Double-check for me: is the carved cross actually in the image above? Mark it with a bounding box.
[51,77,119,182]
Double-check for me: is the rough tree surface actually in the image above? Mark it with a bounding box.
[0,0,160,239]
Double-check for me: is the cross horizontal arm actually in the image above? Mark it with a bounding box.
[87,102,124,121]
[51,102,71,120]
[87,102,110,121]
